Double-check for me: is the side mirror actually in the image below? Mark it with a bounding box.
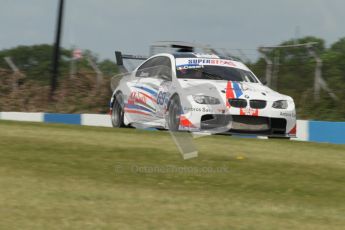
[261,79,267,85]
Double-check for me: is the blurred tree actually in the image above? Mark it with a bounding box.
[99,59,118,76]
[0,44,70,84]
[250,36,345,120]
[0,45,118,83]
[0,41,343,120]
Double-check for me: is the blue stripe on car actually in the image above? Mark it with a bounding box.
[134,86,158,97]
[233,82,243,98]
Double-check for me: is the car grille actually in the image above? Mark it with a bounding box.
[231,115,269,131]
[250,100,267,109]
[200,114,287,134]
[229,99,266,109]
[229,99,247,108]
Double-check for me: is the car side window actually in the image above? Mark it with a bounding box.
[157,57,172,81]
[136,57,158,78]
[136,56,172,81]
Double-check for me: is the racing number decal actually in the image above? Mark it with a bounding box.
[157,91,167,105]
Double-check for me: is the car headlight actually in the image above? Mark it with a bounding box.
[193,95,220,104]
[272,100,288,109]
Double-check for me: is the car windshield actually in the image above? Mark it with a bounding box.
[176,65,259,83]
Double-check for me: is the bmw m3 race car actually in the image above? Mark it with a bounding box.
[110,53,296,138]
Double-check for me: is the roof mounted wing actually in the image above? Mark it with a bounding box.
[114,51,148,73]
[149,41,244,62]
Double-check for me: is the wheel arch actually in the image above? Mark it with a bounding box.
[166,93,180,112]
[110,90,124,109]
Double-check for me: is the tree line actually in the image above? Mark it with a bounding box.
[0,38,344,120]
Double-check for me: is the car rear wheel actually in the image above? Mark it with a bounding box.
[111,93,125,128]
[168,95,182,131]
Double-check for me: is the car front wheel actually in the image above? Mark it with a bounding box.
[168,95,182,131]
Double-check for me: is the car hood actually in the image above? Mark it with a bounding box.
[177,79,292,101]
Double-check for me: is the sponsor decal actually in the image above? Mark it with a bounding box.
[128,91,156,106]
[177,65,204,70]
[126,89,157,115]
[176,58,237,68]
[187,58,236,67]
[240,108,259,116]
[280,112,296,118]
[183,107,214,113]
[128,91,147,105]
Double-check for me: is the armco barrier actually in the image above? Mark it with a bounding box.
[0,112,43,122]
[0,112,344,144]
[44,113,81,125]
[81,114,112,127]
[309,121,345,144]
[296,120,309,142]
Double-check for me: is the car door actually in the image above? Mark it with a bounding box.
[125,57,167,126]
[153,57,173,120]
[124,58,157,124]
[132,56,172,125]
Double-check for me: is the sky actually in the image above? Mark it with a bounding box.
[1,0,345,61]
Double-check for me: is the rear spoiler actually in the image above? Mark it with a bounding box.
[115,51,148,73]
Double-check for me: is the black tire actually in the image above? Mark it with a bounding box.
[167,95,182,131]
[111,93,125,128]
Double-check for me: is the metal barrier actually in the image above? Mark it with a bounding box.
[0,112,344,144]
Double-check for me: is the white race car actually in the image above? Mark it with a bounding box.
[110,53,296,137]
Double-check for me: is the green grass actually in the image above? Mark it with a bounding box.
[0,120,344,230]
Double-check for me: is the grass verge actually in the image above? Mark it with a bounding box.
[0,121,344,229]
